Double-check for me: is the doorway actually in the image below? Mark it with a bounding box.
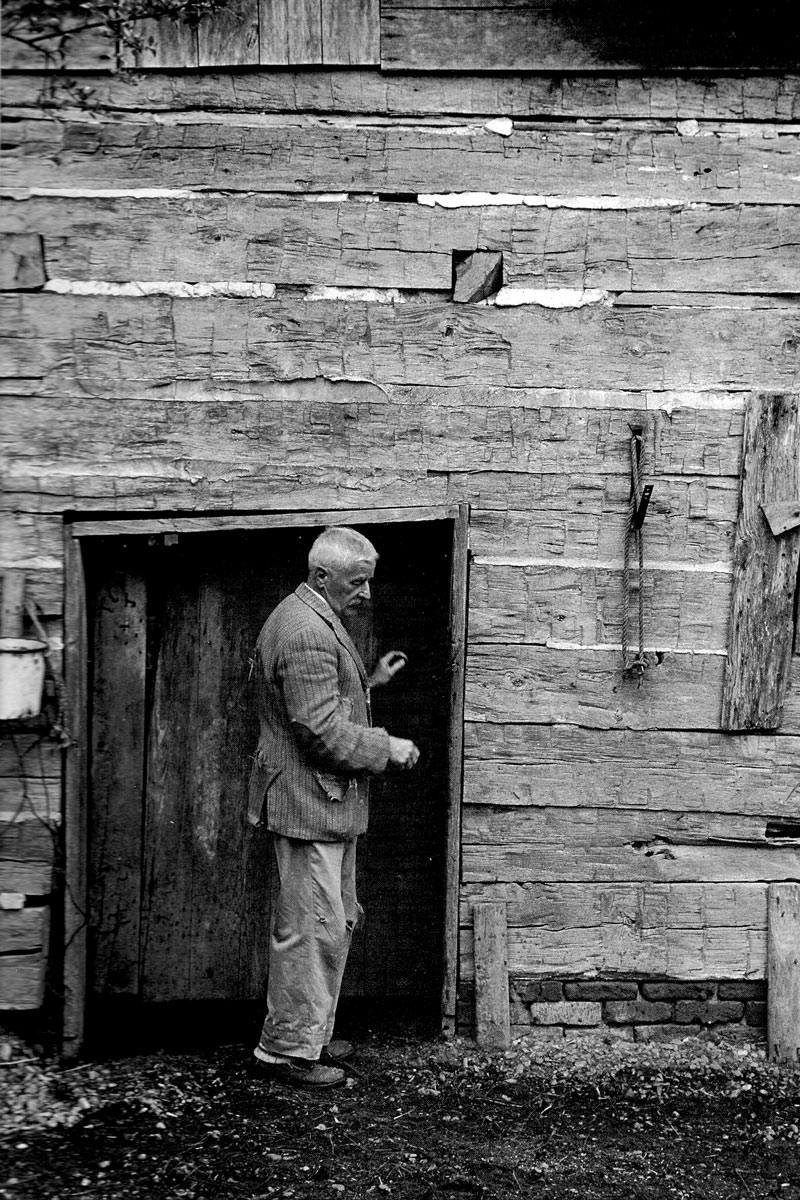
[76,513,465,1049]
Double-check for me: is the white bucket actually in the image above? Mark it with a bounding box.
[0,638,47,720]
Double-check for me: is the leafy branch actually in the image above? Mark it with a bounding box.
[2,0,226,68]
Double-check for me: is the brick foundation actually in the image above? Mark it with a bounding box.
[458,979,768,1044]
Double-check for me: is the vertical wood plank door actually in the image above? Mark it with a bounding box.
[86,522,453,1041]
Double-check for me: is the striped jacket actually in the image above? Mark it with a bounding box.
[248,583,391,841]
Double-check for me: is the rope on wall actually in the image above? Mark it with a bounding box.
[621,426,653,685]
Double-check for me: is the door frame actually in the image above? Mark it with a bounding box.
[63,503,469,1056]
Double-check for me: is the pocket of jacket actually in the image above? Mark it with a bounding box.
[247,761,281,826]
[313,771,352,803]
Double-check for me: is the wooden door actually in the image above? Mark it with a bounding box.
[85,521,452,1034]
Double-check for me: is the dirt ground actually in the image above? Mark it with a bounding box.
[1,1013,799,1200]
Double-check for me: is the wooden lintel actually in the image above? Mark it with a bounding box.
[768,883,800,1063]
[473,900,510,1049]
[69,506,458,539]
[762,499,800,538]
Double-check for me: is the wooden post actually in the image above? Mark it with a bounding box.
[1,571,26,638]
[62,533,88,1059]
[768,883,800,1063]
[721,393,800,731]
[474,901,511,1050]
[441,503,469,1034]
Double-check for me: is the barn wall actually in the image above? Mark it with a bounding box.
[2,39,800,1037]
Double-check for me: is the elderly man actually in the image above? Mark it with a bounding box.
[248,526,419,1089]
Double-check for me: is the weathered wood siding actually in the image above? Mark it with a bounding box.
[1,47,799,1017]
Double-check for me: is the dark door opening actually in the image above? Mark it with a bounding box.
[83,519,454,1051]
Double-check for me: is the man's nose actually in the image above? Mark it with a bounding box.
[360,581,371,600]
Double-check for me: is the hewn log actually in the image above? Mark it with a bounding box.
[461,881,769,981]
[0,778,59,823]
[464,803,793,853]
[0,733,61,778]
[2,467,450,516]
[466,646,800,733]
[3,296,799,394]
[0,907,48,953]
[464,724,800,817]
[462,881,768,930]
[4,118,799,203]
[0,814,55,895]
[767,883,800,1061]
[462,805,800,885]
[469,476,740,563]
[469,561,732,651]
[4,197,800,295]
[721,394,800,730]
[4,71,799,123]
[0,952,47,1008]
[460,919,766,981]
[0,391,746,478]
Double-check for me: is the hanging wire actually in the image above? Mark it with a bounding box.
[622,429,650,686]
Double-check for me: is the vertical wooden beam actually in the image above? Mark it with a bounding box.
[768,883,800,1063]
[198,0,259,65]
[473,901,510,1050]
[62,532,88,1059]
[1,571,26,638]
[442,503,469,1033]
[259,0,322,64]
[721,393,800,730]
[121,15,199,67]
[322,0,380,64]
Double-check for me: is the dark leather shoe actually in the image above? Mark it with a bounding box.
[254,1058,346,1089]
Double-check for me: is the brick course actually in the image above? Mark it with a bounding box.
[529,1001,601,1027]
[641,982,714,1002]
[605,1000,673,1025]
[564,982,638,1001]
[470,978,769,1045]
[674,1000,744,1026]
[718,981,768,1001]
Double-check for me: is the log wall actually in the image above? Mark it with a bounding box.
[1,43,799,1032]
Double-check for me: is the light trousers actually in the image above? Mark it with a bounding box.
[255,834,360,1062]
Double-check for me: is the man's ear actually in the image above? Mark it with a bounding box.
[311,565,328,589]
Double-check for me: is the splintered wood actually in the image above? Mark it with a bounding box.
[721,394,800,731]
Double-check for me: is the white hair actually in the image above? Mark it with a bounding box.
[308,526,378,572]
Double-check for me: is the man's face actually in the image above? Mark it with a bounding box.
[316,558,375,619]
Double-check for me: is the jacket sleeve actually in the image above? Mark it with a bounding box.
[276,627,391,774]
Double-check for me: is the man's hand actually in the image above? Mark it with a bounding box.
[369,650,408,688]
[387,736,420,770]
